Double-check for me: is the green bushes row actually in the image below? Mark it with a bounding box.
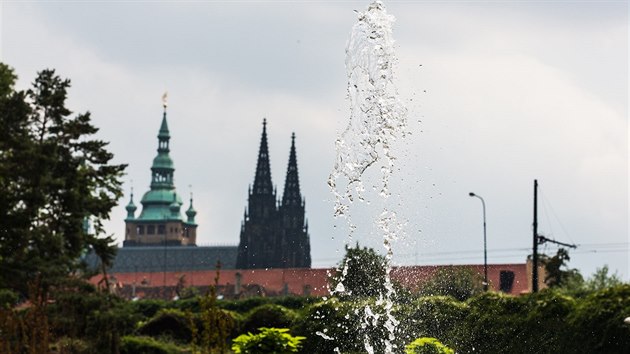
[293,286,630,353]
[6,284,629,353]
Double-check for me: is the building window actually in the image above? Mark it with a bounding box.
[147,225,155,234]
[137,225,144,235]
[302,285,311,296]
[158,225,166,234]
[499,270,515,293]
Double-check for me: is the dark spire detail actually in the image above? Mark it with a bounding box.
[252,119,273,195]
[282,133,302,207]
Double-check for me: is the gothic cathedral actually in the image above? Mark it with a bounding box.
[236,120,312,269]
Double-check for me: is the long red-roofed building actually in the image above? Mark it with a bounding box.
[90,260,544,300]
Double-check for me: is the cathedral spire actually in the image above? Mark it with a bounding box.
[281,133,302,207]
[252,119,273,196]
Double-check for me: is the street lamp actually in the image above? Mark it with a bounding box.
[469,192,488,291]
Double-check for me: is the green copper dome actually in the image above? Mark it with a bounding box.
[125,192,137,220]
[152,154,174,170]
[136,108,184,222]
[186,197,197,224]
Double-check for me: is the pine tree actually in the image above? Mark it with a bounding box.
[0,63,126,296]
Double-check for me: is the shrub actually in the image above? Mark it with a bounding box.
[120,336,187,354]
[231,327,305,354]
[564,285,630,353]
[131,299,169,319]
[405,337,454,354]
[137,309,192,343]
[295,298,390,354]
[395,296,468,349]
[418,267,483,301]
[51,337,91,354]
[0,289,18,309]
[242,304,299,334]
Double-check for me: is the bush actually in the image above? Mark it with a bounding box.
[0,289,18,309]
[120,336,187,354]
[295,298,390,354]
[564,285,630,353]
[405,337,454,354]
[130,299,169,319]
[418,267,483,301]
[457,292,531,353]
[137,309,192,343]
[395,296,468,349]
[231,327,305,354]
[242,304,299,334]
[51,337,91,354]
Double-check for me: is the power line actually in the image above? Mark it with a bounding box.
[310,242,630,265]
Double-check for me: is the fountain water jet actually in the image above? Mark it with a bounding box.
[327,1,408,353]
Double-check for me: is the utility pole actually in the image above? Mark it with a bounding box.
[531,180,576,293]
[532,180,539,292]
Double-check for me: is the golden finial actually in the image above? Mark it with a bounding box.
[162,91,168,109]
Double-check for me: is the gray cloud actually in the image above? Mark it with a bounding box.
[2,1,627,278]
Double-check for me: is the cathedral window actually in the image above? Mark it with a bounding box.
[147,225,155,234]
[158,225,166,234]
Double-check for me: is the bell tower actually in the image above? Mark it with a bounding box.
[124,94,197,247]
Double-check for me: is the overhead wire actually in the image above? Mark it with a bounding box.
[310,242,629,266]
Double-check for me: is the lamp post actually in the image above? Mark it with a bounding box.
[469,192,488,291]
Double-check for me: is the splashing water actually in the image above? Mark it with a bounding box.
[327,1,407,353]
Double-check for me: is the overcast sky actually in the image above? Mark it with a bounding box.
[2,1,627,279]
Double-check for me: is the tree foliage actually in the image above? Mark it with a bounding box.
[405,337,454,354]
[543,248,581,288]
[231,328,304,354]
[330,244,387,299]
[0,64,125,295]
[418,267,483,301]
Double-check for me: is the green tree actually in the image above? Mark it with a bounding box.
[330,244,387,299]
[418,267,483,301]
[585,265,623,291]
[544,248,581,288]
[0,63,126,295]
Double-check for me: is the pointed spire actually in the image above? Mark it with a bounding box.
[150,96,174,189]
[186,191,197,224]
[252,119,273,195]
[282,132,302,207]
[125,186,137,220]
[158,92,170,140]
[137,97,182,222]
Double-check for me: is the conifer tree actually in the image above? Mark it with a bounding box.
[0,63,126,296]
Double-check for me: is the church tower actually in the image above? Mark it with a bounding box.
[237,120,311,269]
[236,119,279,268]
[278,133,311,268]
[123,97,197,247]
